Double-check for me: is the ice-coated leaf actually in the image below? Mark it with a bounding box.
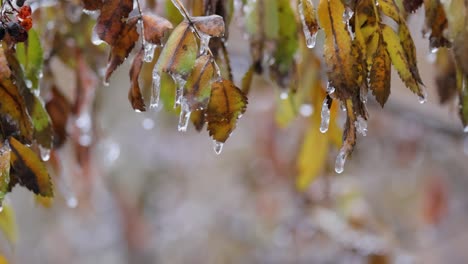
[15,29,43,91]
[142,14,174,45]
[129,47,146,112]
[191,15,225,38]
[381,24,424,98]
[104,18,139,82]
[206,79,247,143]
[369,40,391,107]
[95,0,133,45]
[241,64,254,95]
[298,0,319,48]
[318,0,358,100]
[183,54,215,111]
[8,137,53,197]
[155,21,198,78]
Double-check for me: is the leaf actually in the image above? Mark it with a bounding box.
[403,0,423,12]
[0,142,10,206]
[45,86,71,148]
[104,18,139,82]
[0,48,33,143]
[241,64,255,95]
[15,29,43,91]
[155,21,198,78]
[369,39,391,107]
[81,0,103,10]
[318,0,358,100]
[129,47,146,112]
[423,0,450,49]
[206,79,247,143]
[183,54,215,111]
[381,24,424,97]
[435,48,457,104]
[192,15,225,38]
[142,14,173,45]
[95,0,133,45]
[299,0,319,47]
[0,204,17,246]
[0,255,8,264]
[190,110,205,131]
[8,137,53,197]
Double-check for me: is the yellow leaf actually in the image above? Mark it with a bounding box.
[0,255,8,264]
[369,40,391,106]
[0,204,17,245]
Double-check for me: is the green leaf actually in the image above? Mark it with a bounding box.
[16,29,43,90]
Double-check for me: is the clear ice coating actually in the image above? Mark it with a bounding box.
[150,70,161,110]
[144,43,157,63]
[320,98,331,133]
[199,33,211,55]
[91,28,104,46]
[298,1,318,48]
[213,140,224,155]
[335,147,347,174]
[343,7,354,21]
[178,102,191,132]
[355,116,368,136]
[172,74,187,108]
[418,88,428,104]
[39,145,51,161]
[326,82,335,94]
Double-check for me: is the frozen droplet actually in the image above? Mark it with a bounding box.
[464,126,468,133]
[142,118,155,130]
[83,9,99,16]
[150,71,161,110]
[199,33,211,55]
[343,7,354,21]
[171,74,187,107]
[0,206,3,213]
[91,28,104,46]
[320,98,330,133]
[340,102,347,112]
[144,43,157,62]
[66,196,78,208]
[177,103,191,132]
[25,79,32,89]
[355,116,368,136]
[280,91,289,100]
[326,82,335,94]
[103,79,110,86]
[299,104,313,117]
[298,1,318,48]
[213,140,224,155]
[430,47,439,54]
[418,89,428,104]
[335,147,347,174]
[39,145,51,161]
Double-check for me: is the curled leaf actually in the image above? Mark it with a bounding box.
[142,14,174,45]
[45,86,71,148]
[183,54,215,111]
[192,15,225,38]
[95,0,133,45]
[129,47,146,112]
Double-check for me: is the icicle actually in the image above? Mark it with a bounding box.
[91,29,104,46]
[150,70,161,110]
[199,33,211,55]
[39,145,51,161]
[177,102,191,132]
[280,91,289,100]
[418,88,428,104]
[340,102,347,112]
[298,1,318,48]
[172,74,187,107]
[144,43,157,62]
[355,116,368,136]
[299,104,313,117]
[326,82,335,94]
[213,140,224,155]
[335,147,347,174]
[320,98,331,133]
[343,7,354,21]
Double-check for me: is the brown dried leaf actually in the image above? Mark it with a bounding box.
[95,0,133,45]
[369,40,391,107]
[183,54,215,111]
[435,48,457,104]
[142,14,174,45]
[129,48,146,112]
[45,86,71,148]
[192,15,225,37]
[81,0,103,11]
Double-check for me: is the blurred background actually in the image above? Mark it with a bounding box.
[1,2,468,264]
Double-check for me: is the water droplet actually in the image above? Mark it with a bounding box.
[464,126,468,133]
[103,79,110,86]
[0,206,3,213]
[144,43,157,62]
[142,118,155,130]
[418,89,428,104]
[213,140,224,155]
[177,103,191,132]
[280,91,289,100]
[298,1,318,48]
[320,98,330,133]
[150,71,161,110]
[25,79,32,89]
[171,74,187,108]
[299,104,313,117]
[340,102,347,112]
[326,82,335,94]
[39,145,51,161]
[83,9,99,16]
[335,148,347,174]
[66,196,78,208]
[355,116,368,136]
[91,28,104,46]
[430,47,439,54]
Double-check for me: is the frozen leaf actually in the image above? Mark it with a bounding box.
[45,86,71,148]
[0,142,11,206]
[15,29,43,90]
[142,14,173,45]
[191,15,225,38]
[369,39,391,107]
[404,0,423,12]
[183,54,215,111]
[9,137,53,197]
[206,79,247,143]
[298,0,319,48]
[129,47,146,112]
[95,0,133,45]
[104,18,139,82]
[155,21,198,78]
[0,204,17,246]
